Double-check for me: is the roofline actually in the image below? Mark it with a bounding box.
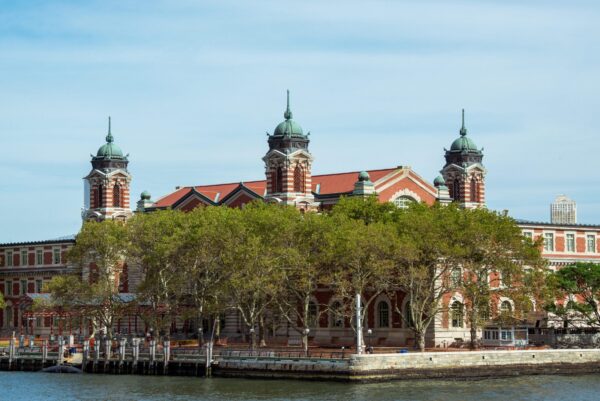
[516,219,600,229]
[0,236,76,248]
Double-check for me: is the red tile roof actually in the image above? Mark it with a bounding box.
[153,167,401,208]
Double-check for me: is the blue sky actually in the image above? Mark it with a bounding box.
[1,0,599,242]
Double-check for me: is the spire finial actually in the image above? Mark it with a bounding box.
[284,89,293,120]
[106,116,114,143]
[459,108,467,136]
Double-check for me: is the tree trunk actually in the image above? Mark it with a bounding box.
[258,315,267,348]
[302,330,309,356]
[469,309,478,349]
[416,330,426,352]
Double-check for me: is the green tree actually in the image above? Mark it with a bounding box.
[325,210,396,350]
[127,210,188,337]
[276,212,330,355]
[454,208,545,349]
[224,202,297,348]
[389,203,463,352]
[549,262,600,327]
[45,220,131,338]
[176,206,241,340]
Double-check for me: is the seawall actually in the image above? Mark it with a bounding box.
[213,349,600,381]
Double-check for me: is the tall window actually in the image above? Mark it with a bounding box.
[543,233,554,252]
[450,268,462,287]
[308,301,318,327]
[6,251,13,267]
[276,167,283,193]
[36,249,43,265]
[452,178,461,201]
[330,301,344,328]
[270,171,278,194]
[96,185,104,208]
[53,248,61,265]
[20,280,27,295]
[6,280,13,296]
[20,250,27,266]
[587,235,596,253]
[113,183,121,207]
[470,179,479,202]
[377,301,390,328]
[5,306,13,327]
[35,280,43,293]
[293,165,305,193]
[404,301,413,328]
[566,233,576,252]
[451,302,463,328]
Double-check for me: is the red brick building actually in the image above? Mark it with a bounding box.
[0,95,598,346]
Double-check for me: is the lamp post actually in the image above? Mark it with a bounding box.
[367,329,373,353]
[198,327,203,348]
[303,328,310,356]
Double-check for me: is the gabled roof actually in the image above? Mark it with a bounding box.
[152,166,435,209]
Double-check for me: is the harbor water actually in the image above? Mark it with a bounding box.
[0,372,599,400]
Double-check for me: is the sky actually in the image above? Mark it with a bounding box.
[0,0,599,242]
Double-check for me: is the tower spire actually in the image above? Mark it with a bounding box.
[459,108,467,136]
[106,116,114,143]
[284,89,293,120]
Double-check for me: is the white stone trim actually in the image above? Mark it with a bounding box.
[390,188,422,203]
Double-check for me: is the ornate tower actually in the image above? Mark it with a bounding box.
[441,110,486,209]
[263,91,316,211]
[83,117,133,221]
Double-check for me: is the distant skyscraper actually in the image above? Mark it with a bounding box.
[551,195,577,224]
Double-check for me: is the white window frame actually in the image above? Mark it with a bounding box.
[586,234,596,253]
[20,250,28,266]
[5,280,12,296]
[6,251,13,267]
[52,248,61,265]
[36,249,43,265]
[522,230,533,241]
[35,279,43,293]
[20,279,27,295]
[565,232,576,253]
[543,232,555,252]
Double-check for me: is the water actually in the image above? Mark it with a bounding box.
[0,372,599,401]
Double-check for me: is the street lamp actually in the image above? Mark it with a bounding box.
[303,328,310,356]
[198,327,203,348]
[367,329,373,353]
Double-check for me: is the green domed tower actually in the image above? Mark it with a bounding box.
[440,110,486,208]
[83,117,133,221]
[263,91,316,211]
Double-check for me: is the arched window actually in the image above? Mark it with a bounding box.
[113,183,121,207]
[308,301,318,327]
[470,179,479,202]
[452,178,461,201]
[377,301,390,328]
[404,301,414,328]
[330,301,344,328]
[293,165,305,193]
[451,302,463,328]
[500,300,512,315]
[393,196,416,209]
[276,167,283,193]
[97,185,104,208]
